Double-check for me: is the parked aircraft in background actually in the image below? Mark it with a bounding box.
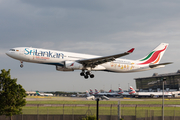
[6,43,172,79]
[93,89,108,96]
[129,86,172,98]
[36,91,53,96]
[118,87,131,96]
[77,92,87,97]
[93,88,122,97]
[86,91,109,100]
[89,89,94,95]
[95,89,100,94]
[106,89,120,97]
[71,94,76,97]
[86,91,95,100]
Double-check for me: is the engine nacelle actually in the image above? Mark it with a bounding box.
[65,61,83,70]
[86,96,95,100]
[101,96,109,100]
[56,65,74,71]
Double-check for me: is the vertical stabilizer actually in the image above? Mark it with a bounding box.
[95,89,99,94]
[89,89,94,95]
[137,43,169,65]
[118,87,123,94]
[129,86,136,95]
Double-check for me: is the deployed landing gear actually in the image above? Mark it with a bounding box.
[80,70,94,79]
[80,71,85,76]
[90,74,94,78]
[20,61,23,68]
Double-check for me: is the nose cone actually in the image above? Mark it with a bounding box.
[5,51,10,56]
[6,51,13,58]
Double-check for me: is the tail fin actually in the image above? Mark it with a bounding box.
[89,89,94,94]
[137,43,169,65]
[36,91,40,95]
[118,87,122,91]
[118,87,123,94]
[95,89,99,94]
[129,86,136,95]
[90,89,93,92]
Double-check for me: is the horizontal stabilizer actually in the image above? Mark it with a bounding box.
[149,62,173,68]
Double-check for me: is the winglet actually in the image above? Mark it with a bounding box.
[127,48,135,53]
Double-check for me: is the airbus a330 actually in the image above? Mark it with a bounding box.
[6,43,172,79]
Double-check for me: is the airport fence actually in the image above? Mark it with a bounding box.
[1,104,180,120]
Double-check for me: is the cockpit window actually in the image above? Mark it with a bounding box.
[9,49,15,51]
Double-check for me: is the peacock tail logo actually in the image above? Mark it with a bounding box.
[138,45,167,65]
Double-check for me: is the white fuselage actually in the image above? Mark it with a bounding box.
[6,47,154,73]
[134,91,172,97]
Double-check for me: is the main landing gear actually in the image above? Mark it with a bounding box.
[20,61,23,68]
[80,70,94,79]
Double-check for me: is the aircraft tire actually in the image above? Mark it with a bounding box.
[80,72,84,76]
[20,64,23,68]
[86,71,92,75]
[90,74,94,78]
[84,75,88,79]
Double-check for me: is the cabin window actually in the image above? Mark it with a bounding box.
[9,49,15,51]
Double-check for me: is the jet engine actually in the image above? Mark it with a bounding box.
[86,96,95,100]
[65,61,83,70]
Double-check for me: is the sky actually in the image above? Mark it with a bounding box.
[1,0,180,92]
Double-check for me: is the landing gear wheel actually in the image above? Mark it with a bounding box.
[80,72,84,76]
[84,75,89,79]
[86,71,90,75]
[20,64,23,68]
[20,61,23,68]
[80,70,95,79]
[90,74,94,78]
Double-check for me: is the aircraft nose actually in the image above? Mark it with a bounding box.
[5,51,10,56]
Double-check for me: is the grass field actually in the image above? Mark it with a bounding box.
[23,96,180,117]
[26,96,180,105]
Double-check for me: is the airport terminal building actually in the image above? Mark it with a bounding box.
[134,70,180,92]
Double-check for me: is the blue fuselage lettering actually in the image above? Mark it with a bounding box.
[24,48,64,59]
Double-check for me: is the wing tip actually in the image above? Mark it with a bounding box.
[127,48,135,53]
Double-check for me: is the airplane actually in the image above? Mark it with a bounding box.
[89,89,94,95]
[77,92,86,97]
[94,88,121,97]
[36,91,53,96]
[71,94,76,97]
[95,89,100,94]
[118,87,131,97]
[106,89,120,97]
[129,86,172,98]
[6,43,172,79]
[86,91,109,100]
[94,89,108,96]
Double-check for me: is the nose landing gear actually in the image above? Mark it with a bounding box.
[80,70,94,79]
[20,61,23,68]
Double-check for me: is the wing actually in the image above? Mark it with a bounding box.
[77,48,135,67]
